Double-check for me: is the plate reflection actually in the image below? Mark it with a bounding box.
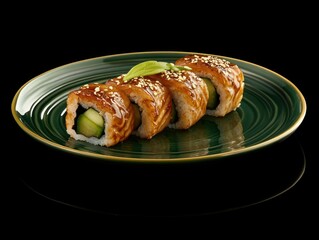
[64,111,245,159]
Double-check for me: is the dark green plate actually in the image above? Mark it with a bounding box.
[11,51,307,162]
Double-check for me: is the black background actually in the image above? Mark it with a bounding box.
[4,7,318,237]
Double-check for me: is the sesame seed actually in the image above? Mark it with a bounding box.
[191,55,231,70]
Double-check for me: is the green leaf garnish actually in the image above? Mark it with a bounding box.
[123,61,192,82]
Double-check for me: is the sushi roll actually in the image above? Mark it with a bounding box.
[106,75,173,139]
[65,83,135,147]
[148,69,209,129]
[175,54,244,117]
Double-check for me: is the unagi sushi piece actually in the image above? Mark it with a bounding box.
[106,75,173,139]
[65,83,135,147]
[175,54,244,117]
[148,69,209,129]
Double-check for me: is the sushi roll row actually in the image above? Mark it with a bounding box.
[65,54,244,147]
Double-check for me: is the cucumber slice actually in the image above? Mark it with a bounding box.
[83,108,104,127]
[132,103,141,129]
[202,77,219,110]
[76,114,104,138]
[170,101,178,123]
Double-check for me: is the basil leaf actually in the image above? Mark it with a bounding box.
[123,61,192,82]
[167,63,192,71]
[123,61,169,82]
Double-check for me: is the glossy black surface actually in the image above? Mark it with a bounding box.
[18,135,305,216]
[5,17,317,236]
